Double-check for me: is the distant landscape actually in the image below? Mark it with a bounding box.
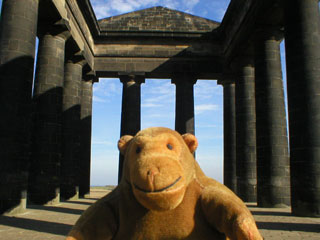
[91,185,117,191]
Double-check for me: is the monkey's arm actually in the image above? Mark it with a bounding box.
[66,192,118,240]
[200,180,263,240]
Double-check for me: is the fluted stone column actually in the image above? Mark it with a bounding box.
[234,56,257,202]
[222,82,237,193]
[29,25,69,205]
[254,28,290,208]
[79,76,94,197]
[60,54,85,201]
[172,75,197,135]
[0,0,39,214]
[119,75,145,182]
[284,0,320,217]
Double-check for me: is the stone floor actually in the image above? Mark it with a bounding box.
[0,188,319,239]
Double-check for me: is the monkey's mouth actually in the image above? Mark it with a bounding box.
[133,176,182,193]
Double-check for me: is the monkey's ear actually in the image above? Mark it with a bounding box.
[118,135,133,155]
[182,133,198,153]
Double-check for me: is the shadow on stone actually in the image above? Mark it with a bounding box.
[256,221,320,233]
[0,215,72,236]
[65,201,93,206]
[251,211,292,217]
[82,197,100,201]
[28,205,84,215]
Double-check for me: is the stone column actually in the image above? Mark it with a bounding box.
[60,53,85,201]
[119,74,145,182]
[79,75,94,198]
[29,24,69,205]
[172,75,197,135]
[284,0,320,217]
[222,81,237,193]
[0,0,39,214]
[233,56,257,202]
[254,28,290,208]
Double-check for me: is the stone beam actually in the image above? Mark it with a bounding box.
[95,57,222,79]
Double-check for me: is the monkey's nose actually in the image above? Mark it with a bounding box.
[147,168,159,191]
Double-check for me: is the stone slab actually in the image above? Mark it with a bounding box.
[0,189,319,239]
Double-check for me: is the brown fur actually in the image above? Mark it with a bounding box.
[67,127,263,240]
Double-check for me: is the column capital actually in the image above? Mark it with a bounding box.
[66,52,87,67]
[82,75,97,84]
[171,74,197,85]
[254,25,283,42]
[230,54,255,71]
[218,73,235,86]
[38,19,71,40]
[83,64,98,83]
[119,74,145,85]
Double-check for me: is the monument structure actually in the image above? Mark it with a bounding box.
[0,0,319,218]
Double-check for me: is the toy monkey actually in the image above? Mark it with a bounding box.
[67,127,263,240]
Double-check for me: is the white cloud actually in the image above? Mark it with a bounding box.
[142,103,163,108]
[195,104,219,115]
[142,80,175,106]
[196,124,218,128]
[93,95,107,103]
[195,80,222,100]
[162,0,179,9]
[93,5,112,19]
[92,0,162,18]
[185,0,199,8]
[110,0,135,13]
[93,78,122,98]
[92,140,113,145]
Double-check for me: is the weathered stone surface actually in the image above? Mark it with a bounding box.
[1,190,320,240]
[223,82,237,193]
[172,75,197,135]
[284,0,320,217]
[118,75,145,182]
[0,0,39,215]
[234,56,257,203]
[99,6,219,33]
[29,30,67,205]
[254,29,290,208]
[61,58,83,201]
[79,79,93,197]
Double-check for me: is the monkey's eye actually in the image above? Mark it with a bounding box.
[167,144,173,150]
[136,147,141,154]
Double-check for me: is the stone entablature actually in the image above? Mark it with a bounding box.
[219,0,284,64]
[44,0,97,70]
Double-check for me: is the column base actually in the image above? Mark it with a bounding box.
[61,186,79,201]
[3,190,27,216]
[292,203,320,218]
[43,192,60,206]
